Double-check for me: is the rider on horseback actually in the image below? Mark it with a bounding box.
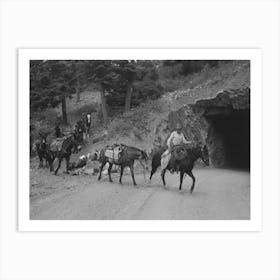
[54,124,64,138]
[162,123,191,173]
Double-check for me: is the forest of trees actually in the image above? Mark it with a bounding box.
[30,60,223,125]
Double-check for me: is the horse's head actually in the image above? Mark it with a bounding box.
[38,134,47,150]
[200,144,210,166]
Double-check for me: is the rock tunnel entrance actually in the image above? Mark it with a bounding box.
[205,109,250,169]
[194,87,250,170]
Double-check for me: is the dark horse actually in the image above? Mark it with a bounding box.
[51,133,80,175]
[75,120,86,144]
[33,133,49,168]
[98,145,148,186]
[150,144,209,193]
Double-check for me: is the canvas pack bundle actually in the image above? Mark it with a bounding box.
[105,146,122,163]
[50,138,66,151]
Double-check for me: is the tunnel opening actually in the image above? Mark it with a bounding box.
[205,109,250,170]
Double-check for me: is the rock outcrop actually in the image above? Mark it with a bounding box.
[162,87,250,168]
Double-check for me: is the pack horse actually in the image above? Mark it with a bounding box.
[98,144,148,186]
[49,133,80,175]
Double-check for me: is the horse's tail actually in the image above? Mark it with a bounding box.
[140,150,149,161]
[98,148,106,162]
[137,150,149,180]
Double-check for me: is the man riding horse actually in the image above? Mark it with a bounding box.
[54,124,64,138]
[162,123,192,173]
[150,125,209,192]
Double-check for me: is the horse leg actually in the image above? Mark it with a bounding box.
[49,159,54,172]
[45,157,49,168]
[188,171,196,193]
[38,156,43,168]
[49,152,56,172]
[108,163,113,182]
[54,158,62,175]
[179,171,184,190]
[150,166,157,180]
[161,168,167,186]
[130,163,137,186]
[98,162,106,181]
[119,166,124,184]
[65,156,70,174]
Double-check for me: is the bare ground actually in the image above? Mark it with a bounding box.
[30,161,250,220]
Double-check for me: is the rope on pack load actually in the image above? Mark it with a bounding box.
[172,145,188,160]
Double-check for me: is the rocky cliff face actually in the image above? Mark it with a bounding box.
[104,61,250,168]
[160,87,250,168]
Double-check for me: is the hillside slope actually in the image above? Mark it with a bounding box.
[31,60,250,163]
[104,60,250,154]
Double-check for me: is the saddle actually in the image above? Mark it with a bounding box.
[50,137,66,151]
[104,144,123,163]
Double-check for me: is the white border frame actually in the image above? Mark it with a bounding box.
[18,49,262,231]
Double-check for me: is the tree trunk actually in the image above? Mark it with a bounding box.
[125,82,133,112]
[100,84,108,125]
[75,77,81,103]
[61,95,68,124]
[76,87,80,103]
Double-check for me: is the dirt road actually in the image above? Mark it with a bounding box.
[30,164,250,220]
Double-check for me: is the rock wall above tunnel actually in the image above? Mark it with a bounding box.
[195,87,250,111]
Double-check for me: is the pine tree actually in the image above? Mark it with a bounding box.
[30,60,77,124]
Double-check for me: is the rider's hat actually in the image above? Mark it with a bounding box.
[176,123,182,130]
